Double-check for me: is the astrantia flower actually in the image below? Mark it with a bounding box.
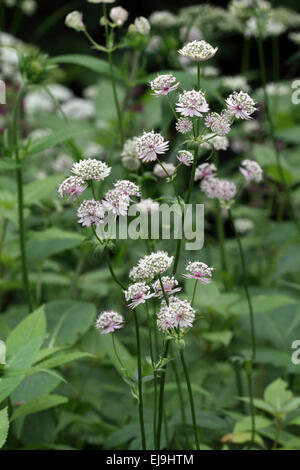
[178,40,218,62]
[95,311,124,335]
[234,218,254,234]
[150,73,179,97]
[77,199,105,227]
[153,163,176,179]
[204,111,232,136]
[175,117,193,134]
[121,137,140,170]
[110,6,128,26]
[157,297,195,331]
[61,98,94,119]
[58,176,87,200]
[176,90,209,117]
[177,150,194,166]
[194,163,217,181]
[226,91,256,120]
[136,198,160,214]
[183,261,213,284]
[129,251,174,282]
[201,177,237,201]
[71,158,111,181]
[134,16,151,35]
[124,282,154,309]
[102,189,130,216]
[136,131,169,163]
[152,276,181,298]
[149,10,177,28]
[201,134,229,151]
[240,159,263,183]
[65,11,85,32]
[113,180,140,198]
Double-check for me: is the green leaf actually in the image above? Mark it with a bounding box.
[0,340,6,365]
[239,397,275,415]
[267,164,293,186]
[234,415,272,433]
[0,407,9,449]
[202,330,233,346]
[252,144,276,166]
[6,306,46,356]
[11,372,63,404]
[23,175,64,205]
[11,394,68,421]
[0,158,20,172]
[36,351,92,370]
[221,431,264,446]
[51,54,123,81]
[264,378,293,412]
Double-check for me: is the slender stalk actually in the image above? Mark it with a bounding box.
[241,37,251,75]
[12,85,33,312]
[104,247,126,290]
[245,361,256,449]
[179,349,200,450]
[145,302,158,450]
[170,353,190,448]
[167,94,178,121]
[191,280,198,308]
[157,338,170,449]
[133,309,147,450]
[112,333,127,376]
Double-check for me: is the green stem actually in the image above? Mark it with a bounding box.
[191,280,198,308]
[167,94,178,121]
[157,338,170,449]
[12,85,33,312]
[145,302,158,450]
[104,247,126,290]
[112,333,127,376]
[133,309,147,450]
[245,362,256,449]
[170,354,191,448]
[179,349,200,450]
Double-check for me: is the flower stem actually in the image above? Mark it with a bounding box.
[112,333,127,376]
[191,280,198,308]
[179,349,200,450]
[104,247,126,290]
[145,302,158,450]
[167,94,178,121]
[12,85,33,313]
[157,338,170,449]
[133,309,147,450]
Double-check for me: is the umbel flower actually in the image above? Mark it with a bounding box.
[194,163,217,181]
[240,159,263,183]
[65,11,85,32]
[175,117,193,134]
[150,73,179,97]
[201,177,237,201]
[225,91,256,120]
[183,261,214,284]
[95,311,124,335]
[136,131,169,163]
[102,189,130,216]
[58,176,87,200]
[176,90,209,117]
[178,40,218,61]
[121,137,140,170]
[113,180,140,198]
[129,251,174,282]
[134,16,151,35]
[177,150,194,166]
[152,276,181,298]
[110,6,128,26]
[71,158,111,181]
[77,199,105,227]
[200,134,229,151]
[157,297,195,331]
[153,163,176,179]
[204,111,232,136]
[124,282,154,309]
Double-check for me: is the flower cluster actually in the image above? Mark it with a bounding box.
[201,177,237,201]
[58,176,87,200]
[124,282,154,309]
[176,90,209,117]
[240,159,263,183]
[225,91,256,120]
[129,251,174,282]
[136,198,160,214]
[110,6,128,26]
[205,111,232,136]
[194,163,217,181]
[175,117,193,134]
[150,74,179,96]
[153,163,176,179]
[178,40,218,61]
[201,134,229,151]
[152,276,181,298]
[157,297,195,331]
[136,131,169,163]
[71,158,111,181]
[121,137,140,170]
[177,150,194,166]
[183,261,214,284]
[95,311,124,334]
[77,199,105,227]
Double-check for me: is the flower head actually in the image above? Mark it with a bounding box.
[136,131,169,163]
[150,73,179,97]
[178,40,218,62]
[58,176,87,200]
[134,16,151,35]
[157,297,195,331]
[152,276,181,298]
[194,163,217,181]
[176,90,209,117]
[77,199,105,227]
[183,261,213,284]
[102,189,130,216]
[204,110,232,135]
[201,177,237,201]
[124,282,154,309]
[153,163,176,179]
[226,91,256,120]
[65,11,85,32]
[71,158,111,181]
[177,150,194,166]
[113,180,140,198]
[136,198,160,214]
[95,311,124,334]
[201,134,229,151]
[110,6,128,26]
[240,159,263,183]
[175,117,193,134]
[129,251,174,282]
[121,137,140,170]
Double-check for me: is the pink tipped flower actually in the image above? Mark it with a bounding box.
[58,176,87,200]
[65,11,85,32]
[183,261,213,284]
[204,110,232,136]
[226,91,256,120]
[152,276,181,298]
[150,73,179,97]
[157,296,195,331]
[240,159,263,183]
[153,163,176,179]
[175,117,193,134]
[113,180,140,198]
[176,90,209,117]
[95,310,124,334]
[194,163,217,181]
[124,282,154,309]
[102,189,130,216]
[129,251,174,282]
[77,199,105,227]
[110,6,128,26]
[136,131,169,163]
[201,177,237,201]
[178,40,218,62]
[201,134,229,151]
[177,150,194,166]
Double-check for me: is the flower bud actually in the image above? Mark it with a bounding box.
[110,6,128,27]
[65,11,85,32]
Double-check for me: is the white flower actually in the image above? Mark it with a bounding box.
[201,134,229,151]
[129,251,174,282]
[58,176,87,200]
[121,137,140,170]
[234,218,254,234]
[152,276,181,298]
[110,6,128,26]
[102,189,130,216]
[178,40,218,62]
[146,35,163,53]
[175,117,193,134]
[226,91,256,120]
[183,261,213,284]
[289,31,300,46]
[150,73,179,97]
[71,159,111,181]
[95,311,124,335]
[46,84,73,102]
[194,163,217,181]
[204,111,232,136]
[77,199,105,226]
[177,150,194,166]
[124,282,154,309]
[21,0,37,16]
[157,297,195,331]
[223,76,249,92]
[176,90,209,117]
[149,10,177,28]
[136,198,160,214]
[61,98,94,119]
[113,180,140,198]
[65,11,85,32]
[134,17,151,35]
[136,131,169,163]
[153,163,176,179]
[201,177,237,201]
[24,90,53,115]
[240,159,263,183]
